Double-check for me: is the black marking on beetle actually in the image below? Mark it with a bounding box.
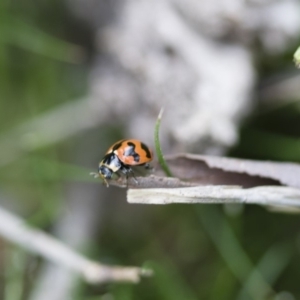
[100,153,122,171]
[112,140,124,152]
[141,142,152,158]
[126,142,140,163]
[102,153,115,165]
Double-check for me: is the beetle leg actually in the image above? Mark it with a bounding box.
[128,168,138,183]
[90,172,110,187]
[144,163,152,170]
[119,165,138,186]
[102,177,109,188]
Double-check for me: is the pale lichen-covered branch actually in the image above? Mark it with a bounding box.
[128,186,300,209]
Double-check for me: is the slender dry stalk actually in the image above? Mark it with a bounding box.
[0,204,152,284]
[127,185,300,209]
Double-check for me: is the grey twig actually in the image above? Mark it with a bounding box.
[128,185,300,209]
[0,205,152,284]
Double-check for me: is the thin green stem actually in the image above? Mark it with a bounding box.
[293,46,300,68]
[154,108,173,177]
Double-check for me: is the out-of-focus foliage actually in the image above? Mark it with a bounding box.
[0,1,90,298]
[0,1,88,190]
[1,1,300,300]
[294,46,300,68]
[230,103,300,162]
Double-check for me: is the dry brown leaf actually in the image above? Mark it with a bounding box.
[154,154,300,188]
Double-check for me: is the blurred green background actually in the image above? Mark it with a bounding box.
[1,1,300,300]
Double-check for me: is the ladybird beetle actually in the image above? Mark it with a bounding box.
[96,139,153,187]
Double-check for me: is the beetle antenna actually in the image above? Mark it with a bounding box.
[90,172,99,178]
